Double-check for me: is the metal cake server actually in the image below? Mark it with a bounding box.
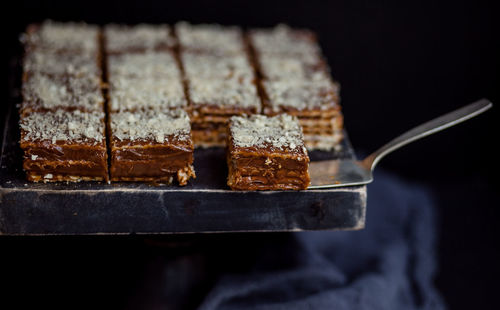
[308,98,493,189]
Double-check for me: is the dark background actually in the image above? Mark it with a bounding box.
[2,0,499,308]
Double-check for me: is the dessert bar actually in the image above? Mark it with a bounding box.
[227,114,310,190]
[248,24,344,150]
[19,110,108,182]
[108,109,195,185]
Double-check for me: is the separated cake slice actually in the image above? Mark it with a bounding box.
[227,114,310,190]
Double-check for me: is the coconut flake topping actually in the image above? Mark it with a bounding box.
[230,114,306,152]
[104,24,176,53]
[176,22,244,55]
[182,52,260,109]
[20,110,105,144]
[250,24,320,57]
[108,52,181,79]
[263,78,339,112]
[110,109,191,142]
[22,73,103,112]
[23,51,100,77]
[24,20,98,53]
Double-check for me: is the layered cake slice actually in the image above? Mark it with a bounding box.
[108,109,195,185]
[19,110,108,182]
[227,114,310,190]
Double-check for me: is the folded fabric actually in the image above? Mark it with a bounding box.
[197,170,445,310]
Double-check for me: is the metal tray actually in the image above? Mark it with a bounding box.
[0,58,366,236]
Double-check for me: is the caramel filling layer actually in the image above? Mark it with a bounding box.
[227,153,310,190]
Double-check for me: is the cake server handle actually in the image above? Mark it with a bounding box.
[361,98,493,171]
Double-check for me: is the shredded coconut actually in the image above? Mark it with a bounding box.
[230,114,306,151]
[24,20,98,53]
[176,22,244,55]
[23,50,100,77]
[109,76,187,111]
[108,51,186,111]
[250,24,320,57]
[22,73,103,112]
[263,78,339,112]
[20,110,105,144]
[108,52,181,79]
[182,52,260,109]
[104,24,176,52]
[110,109,191,142]
[258,53,328,81]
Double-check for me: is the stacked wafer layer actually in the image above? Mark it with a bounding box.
[103,24,195,184]
[226,114,310,190]
[20,21,108,182]
[248,24,343,151]
[176,22,261,147]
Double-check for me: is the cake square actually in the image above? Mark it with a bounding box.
[19,110,108,182]
[181,51,261,147]
[227,114,310,190]
[104,24,176,54]
[109,109,195,185]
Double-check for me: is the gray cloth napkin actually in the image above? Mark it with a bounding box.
[197,170,445,310]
